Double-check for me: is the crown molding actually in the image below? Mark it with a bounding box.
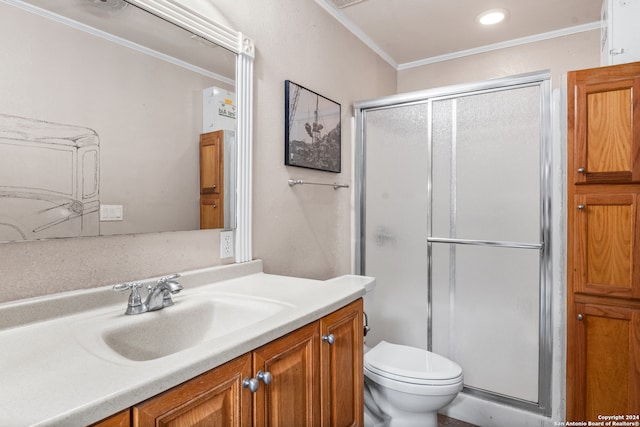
[314,0,600,72]
[313,0,398,69]
[398,21,601,70]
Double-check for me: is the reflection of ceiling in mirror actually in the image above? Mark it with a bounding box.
[8,0,236,82]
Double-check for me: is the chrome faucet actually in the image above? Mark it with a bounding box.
[113,274,183,315]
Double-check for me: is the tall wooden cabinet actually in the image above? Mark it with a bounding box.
[567,62,640,420]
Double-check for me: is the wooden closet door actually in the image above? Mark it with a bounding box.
[569,303,640,420]
[573,193,640,298]
[569,63,640,184]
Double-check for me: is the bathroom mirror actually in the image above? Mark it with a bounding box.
[0,0,253,248]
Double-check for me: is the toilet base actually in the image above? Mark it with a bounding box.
[364,374,461,427]
[364,403,438,427]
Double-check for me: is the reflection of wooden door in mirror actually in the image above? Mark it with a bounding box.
[200,131,224,229]
[200,131,222,194]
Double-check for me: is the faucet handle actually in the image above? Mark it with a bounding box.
[113,282,142,292]
[158,273,181,283]
[113,282,145,315]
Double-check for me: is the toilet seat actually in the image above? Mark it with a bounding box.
[364,341,463,386]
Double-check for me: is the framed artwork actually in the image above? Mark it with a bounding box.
[284,80,341,173]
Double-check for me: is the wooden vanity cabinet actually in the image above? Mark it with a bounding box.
[320,299,364,427]
[133,353,252,427]
[567,62,640,420]
[90,410,131,427]
[129,299,363,427]
[253,322,320,427]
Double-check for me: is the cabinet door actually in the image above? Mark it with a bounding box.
[568,63,640,184]
[568,303,640,421]
[319,299,363,427]
[573,193,640,298]
[200,194,223,229]
[133,354,252,427]
[253,322,320,427]
[90,410,130,427]
[200,131,223,194]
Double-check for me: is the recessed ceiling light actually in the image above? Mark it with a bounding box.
[477,8,508,25]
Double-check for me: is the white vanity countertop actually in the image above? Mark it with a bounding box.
[0,260,374,427]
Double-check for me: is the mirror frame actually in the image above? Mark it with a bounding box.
[29,0,254,262]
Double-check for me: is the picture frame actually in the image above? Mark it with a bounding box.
[284,80,341,173]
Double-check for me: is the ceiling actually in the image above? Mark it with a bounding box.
[315,0,603,69]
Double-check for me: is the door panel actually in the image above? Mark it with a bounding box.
[252,322,320,427]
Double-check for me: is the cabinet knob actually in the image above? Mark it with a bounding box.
[577,167,585,173]
[242,377,259,393]
[577,204,585,210]
[322,334,335,345]
[256,370,272,385]
[577,314,583,321]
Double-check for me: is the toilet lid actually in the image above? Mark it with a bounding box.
[364,341,463,384]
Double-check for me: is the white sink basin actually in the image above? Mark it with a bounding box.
[72,293,292,362]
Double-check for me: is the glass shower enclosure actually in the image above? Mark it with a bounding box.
[354,72,552,414]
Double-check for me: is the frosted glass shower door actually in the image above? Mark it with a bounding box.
[362,104,430,350]
[430,86,543,403]
[357,74,551,413]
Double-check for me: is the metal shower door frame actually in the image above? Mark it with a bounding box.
[354,71,552,416]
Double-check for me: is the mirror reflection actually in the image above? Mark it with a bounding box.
[0,0,237,242]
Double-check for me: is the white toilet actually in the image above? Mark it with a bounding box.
[363,340,463,427]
